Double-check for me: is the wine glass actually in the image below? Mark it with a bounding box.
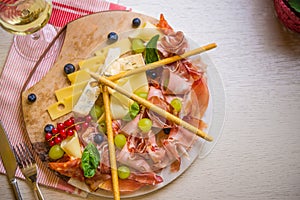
[0,0,57,61]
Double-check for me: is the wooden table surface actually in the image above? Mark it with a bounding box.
[1,0,300,199]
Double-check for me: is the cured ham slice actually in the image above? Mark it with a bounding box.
[98,179,144,194]
[85,172,111,191]
[128,172,163,185]
[99,144,111,174]
[120,113,141,136]
[158,31,188,57]
[161,68,193,95]
[174,59,204,81]
[163,125,198,169]
[147,86,170,128]
[181,76,209,120]
[117,143,152,173]
[146,131,167,166]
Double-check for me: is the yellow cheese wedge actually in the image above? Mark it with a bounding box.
[55,81,88,101]
[78,54,105,72]
[61,131,82,158]
[47,92,82,120]
[67,70,91,85]
[94,38,131,57]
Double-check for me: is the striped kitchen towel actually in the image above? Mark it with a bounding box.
[0,0,127,196]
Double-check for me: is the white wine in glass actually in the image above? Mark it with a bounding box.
[0,0,57,61]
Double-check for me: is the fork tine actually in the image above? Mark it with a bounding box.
[19,143,31,166]
[13,143,35,168]
[23,143,36,164]
[13,146,23,168]
[14,144,27,168]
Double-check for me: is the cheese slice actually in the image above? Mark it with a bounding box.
[107,53,145,75]
[55,81,88,101]
[72,80,101,116]
[111,79,134,106]
[67,70,91,85]
[110,95,129,120]
[78,54,105,72]
[47,92,82,120]
[94,38,131,57]
[129,72,148,93]
[129,21,163,41]
[61,131,82,158]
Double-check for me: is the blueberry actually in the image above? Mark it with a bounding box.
[44,124,54,133]
[132,18,141,28]
[151,72,157,79]
[107,32,118,43]
[64,63,75,74]
[94,133,104,144]
[27,93,37,103]
[163,128,171,134]
[147,70,157,79]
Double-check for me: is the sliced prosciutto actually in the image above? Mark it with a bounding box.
[161,67,193,95]
[181,76,209,120]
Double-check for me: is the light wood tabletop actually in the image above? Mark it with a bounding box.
[1,0,300,199]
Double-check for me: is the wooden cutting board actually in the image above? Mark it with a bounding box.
[21,11,158,145]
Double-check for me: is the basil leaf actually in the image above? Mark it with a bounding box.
[145,35,160,64]
[81,143,100,178]
[123,102,140,121]
[288,0,300,13]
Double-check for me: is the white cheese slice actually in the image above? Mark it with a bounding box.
[72,81,101,116]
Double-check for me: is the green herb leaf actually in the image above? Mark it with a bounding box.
[144,35,160,64]
[81,143,100,178]
[288,0,300,13]
[123,102,140,121]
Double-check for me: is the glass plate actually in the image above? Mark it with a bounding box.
[67,33,226,198]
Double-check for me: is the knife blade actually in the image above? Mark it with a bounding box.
[0,121,23,200]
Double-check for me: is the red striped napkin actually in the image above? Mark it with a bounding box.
[0,0,128,196]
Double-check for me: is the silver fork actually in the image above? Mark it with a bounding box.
[13,143,45,200]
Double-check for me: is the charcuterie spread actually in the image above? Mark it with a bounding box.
[21,11,213,197]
